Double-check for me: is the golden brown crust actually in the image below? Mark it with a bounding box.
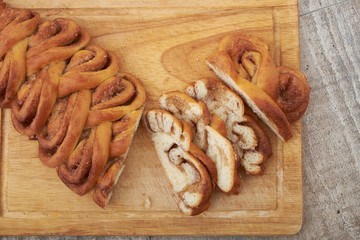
[206,34,297,141]
[27,18,90,75]
[57,121,112,196]
[109,109,143,158]
[92,159,125,209]
[217,34,279,99]
[0,37,28,108]
[11,61,65,136]
[26,18,90,75]
[186,198,211,216]
[210,113,227,138]
[92,108,144,208]
[0,1,6,12]
[207,50,292,141]
[86,73,146,128]
[58,45,120,98]
[38,90,91,167]
[0,7,40,59]
[0,6,40,107]
[251,94,293,141]
[188,142,218,184]
[276,65,311,122]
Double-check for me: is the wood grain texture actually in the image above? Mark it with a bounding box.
[0,0,332,239]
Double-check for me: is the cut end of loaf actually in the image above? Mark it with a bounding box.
[206,58,292,141]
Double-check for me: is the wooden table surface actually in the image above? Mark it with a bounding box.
[1,0,359,239]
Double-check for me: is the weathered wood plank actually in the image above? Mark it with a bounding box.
[299,0,349,15]
[298,0,360,239]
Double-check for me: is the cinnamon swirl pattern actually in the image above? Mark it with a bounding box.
[276,65,311,122]
[86,73,146,127]
[159,91,241,194]
[26,18,90,75]
[186,78,272,175]
[58,45,120,98]
[144,109,213,215]
[0,6,40,107]
[38,90,92,168]
[0,1,146,208]
[57,121,113,196]
[11,61,66,136]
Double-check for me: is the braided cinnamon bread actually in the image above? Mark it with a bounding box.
[0,1,146,208]
[206,34,310,141]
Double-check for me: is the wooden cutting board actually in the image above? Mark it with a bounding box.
[0,0,302,236]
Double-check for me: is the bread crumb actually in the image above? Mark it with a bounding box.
[143,194,151,209]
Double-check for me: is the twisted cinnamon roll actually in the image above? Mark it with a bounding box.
[11,61,65,136]
[0,7,40,59]
[0,38,28,108]
[38,90,91,167]
[58,45,120,98]
[276,66,311,122]
[217,34,280,99]
[0,6,40,107]
[26,18,90,75]
[57,121,112,196]
[86,73,146,128]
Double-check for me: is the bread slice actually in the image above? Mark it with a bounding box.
[160,91,241,193]
[159,91,210,150]
[206,33,293,141]
[186,78,272,175]
[144,109,213,215]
